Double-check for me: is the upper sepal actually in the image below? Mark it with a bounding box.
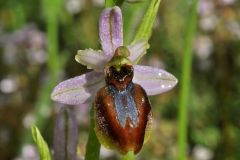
[99,6,123,58]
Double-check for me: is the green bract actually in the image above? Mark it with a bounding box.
[32,125,52,160]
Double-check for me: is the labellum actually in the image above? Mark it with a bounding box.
[95,46,152,155]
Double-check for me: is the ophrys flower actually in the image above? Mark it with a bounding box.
[51,6,177,154]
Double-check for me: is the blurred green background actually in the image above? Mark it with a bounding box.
[0,0,240,159]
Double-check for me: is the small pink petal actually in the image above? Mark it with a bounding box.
[99,6,123,58]
[75,49,109,72]
[51,71,105,105]
[133,65,178,95]
[127,40,149,64]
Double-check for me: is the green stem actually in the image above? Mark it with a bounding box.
[105,0,125,7]
[33,0,60,131]
[177,1,198,160]
[47,14,59,78]
[19,0,62,154]
[85,106,101,160]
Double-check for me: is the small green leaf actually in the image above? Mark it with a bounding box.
[32,125,52,160]
[133,0,161,43]
[42,0,62,17]
[122,0,148,44]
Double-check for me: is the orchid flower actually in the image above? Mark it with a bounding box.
[51,6,177,106]
[51,6,178,155]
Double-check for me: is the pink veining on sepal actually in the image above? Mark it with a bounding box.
[51,71,105,105]
[99,6,123,58]
[133,65,178,95]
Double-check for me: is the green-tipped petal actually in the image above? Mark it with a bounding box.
[75,49,109,72]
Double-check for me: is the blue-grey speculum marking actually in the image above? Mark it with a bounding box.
[108,83,139,128]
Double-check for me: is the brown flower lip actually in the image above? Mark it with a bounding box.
[95,64,152,154]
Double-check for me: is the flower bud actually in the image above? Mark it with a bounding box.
[53,107,78,160]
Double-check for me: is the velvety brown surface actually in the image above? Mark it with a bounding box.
[95,83,152,154]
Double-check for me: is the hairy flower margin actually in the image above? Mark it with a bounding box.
[51,6,178,105]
